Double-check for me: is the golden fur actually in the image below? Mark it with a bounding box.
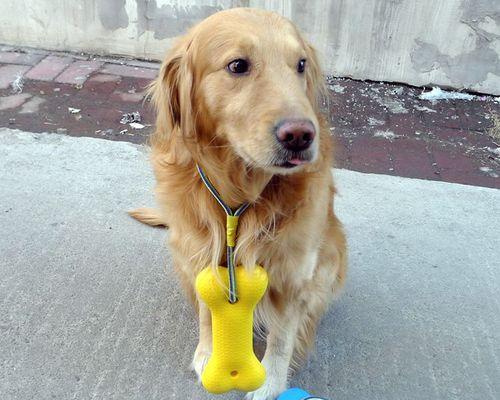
[132,8,346,399]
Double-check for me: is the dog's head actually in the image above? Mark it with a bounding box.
[152,8,325,174]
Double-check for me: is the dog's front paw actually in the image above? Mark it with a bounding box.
[244,381,286,400]
[190,343,211,382]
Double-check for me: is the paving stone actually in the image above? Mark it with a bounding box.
[126,59,161,70]
[19,96,46,114]
[110,91,145,102]
[55,60,104,85]
[0,64,31,89]
[350,137,393,175]
[101,63,158,80]
[391,138,436,179]
[0,93,32,111]
[112,76,151,93]
[98,58,160,70]
[25,55,73,81]
[89,74,121,83]
[81,77,121,97]
[431,146,498,187]
[0,51,45,66]
[432,146,479,174]
[333,136,351,168]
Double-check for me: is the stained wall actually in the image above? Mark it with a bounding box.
[1,0,499,94]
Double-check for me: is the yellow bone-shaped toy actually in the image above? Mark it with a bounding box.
[195,265,268,394]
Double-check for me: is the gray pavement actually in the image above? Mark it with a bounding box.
[0,128,499,400]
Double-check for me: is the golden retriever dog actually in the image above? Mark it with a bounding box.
[131,8,347,400]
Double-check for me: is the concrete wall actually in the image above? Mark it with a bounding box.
[1,0,499,95]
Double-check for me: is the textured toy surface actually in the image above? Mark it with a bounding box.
[195,265,268,394]
[277,387,328,399]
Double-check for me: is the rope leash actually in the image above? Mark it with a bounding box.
[196,164,250,303]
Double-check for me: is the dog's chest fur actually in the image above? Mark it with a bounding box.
[159,162,331,297]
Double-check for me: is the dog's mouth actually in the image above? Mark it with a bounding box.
[278,158,309,169]
[272,150,314,169]
[235,144,316,173]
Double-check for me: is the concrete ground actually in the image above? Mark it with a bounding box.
[1,128,499,400]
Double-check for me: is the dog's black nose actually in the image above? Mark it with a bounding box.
[275,119,316,152]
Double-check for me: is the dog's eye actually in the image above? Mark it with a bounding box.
[297,59,306,74]
[227,59,250,75]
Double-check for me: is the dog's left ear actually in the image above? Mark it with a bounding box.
[304,42,326,111]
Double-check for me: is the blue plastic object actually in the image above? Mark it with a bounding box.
[277,388,328,400]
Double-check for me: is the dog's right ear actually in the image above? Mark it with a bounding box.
[149,37,195,148]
